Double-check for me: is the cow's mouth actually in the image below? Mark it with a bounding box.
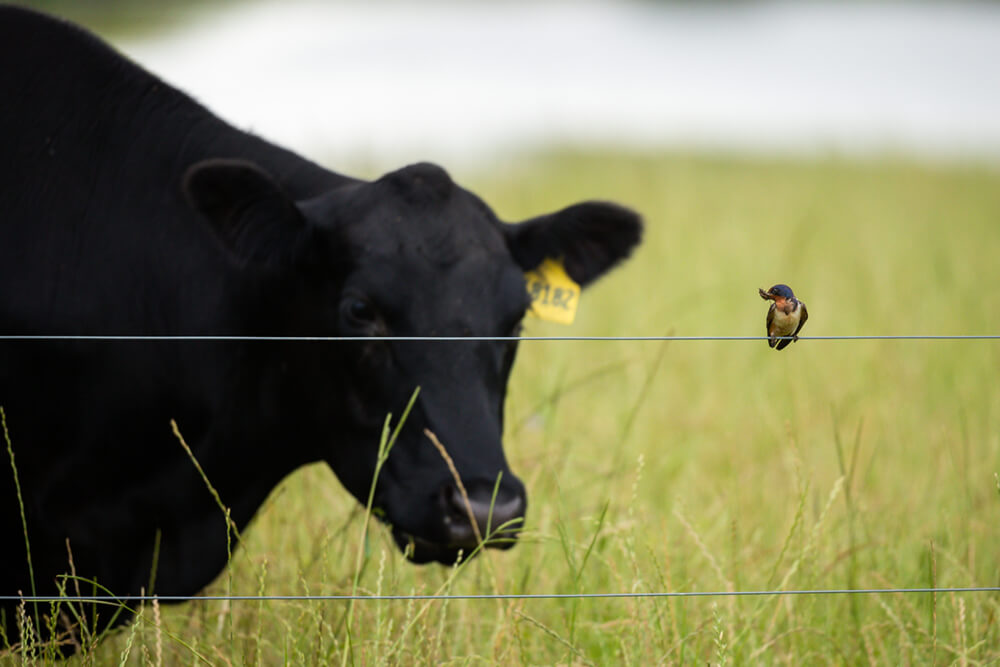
[368,474,527,564]
[387,524,520,565]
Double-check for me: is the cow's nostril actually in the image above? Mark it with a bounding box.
[440,481,526,548]
[444,485,466,519]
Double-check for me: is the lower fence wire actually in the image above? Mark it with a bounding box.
[3,587,999,603]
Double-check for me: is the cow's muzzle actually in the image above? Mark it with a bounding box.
[438,479,525,548]
[389,477,527,564]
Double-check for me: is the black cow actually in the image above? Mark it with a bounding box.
[0,6,640,645]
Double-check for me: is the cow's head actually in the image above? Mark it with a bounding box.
[184,159,641,564]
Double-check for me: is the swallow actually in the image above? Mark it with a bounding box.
[759,284,808,350]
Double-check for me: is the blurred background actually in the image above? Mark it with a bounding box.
[20,0,1000,169]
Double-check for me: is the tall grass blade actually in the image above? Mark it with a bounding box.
[1,407,40,641]
[342,386,420,666]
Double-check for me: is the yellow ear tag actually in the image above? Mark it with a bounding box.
[524,258,580,325]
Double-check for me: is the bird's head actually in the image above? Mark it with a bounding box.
[763,284,795,300]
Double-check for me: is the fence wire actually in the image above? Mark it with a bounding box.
[3,587,999,603]
[0,335,998,342]
[2,333,996,608]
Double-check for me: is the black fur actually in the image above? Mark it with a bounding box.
[0,6,642,647]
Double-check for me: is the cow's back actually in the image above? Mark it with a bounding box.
[0,6,349,335]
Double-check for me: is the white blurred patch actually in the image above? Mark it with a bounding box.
[119,1,1000,167]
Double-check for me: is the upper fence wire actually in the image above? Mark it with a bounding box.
[1,335,998,342]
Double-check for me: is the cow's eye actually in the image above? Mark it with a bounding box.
[341,297,377,327]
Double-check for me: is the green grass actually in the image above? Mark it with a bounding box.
[12,1,242,37]
[5,151,1000,664]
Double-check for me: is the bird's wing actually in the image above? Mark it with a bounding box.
[766,303,777,347]
[792,301,808,337]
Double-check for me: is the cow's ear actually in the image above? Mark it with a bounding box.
[503,202,642,287]
[183,158,308,267]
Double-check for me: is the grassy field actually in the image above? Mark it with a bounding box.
[6,151,1000,664]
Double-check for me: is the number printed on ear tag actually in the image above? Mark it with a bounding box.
[524,258,580,325]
